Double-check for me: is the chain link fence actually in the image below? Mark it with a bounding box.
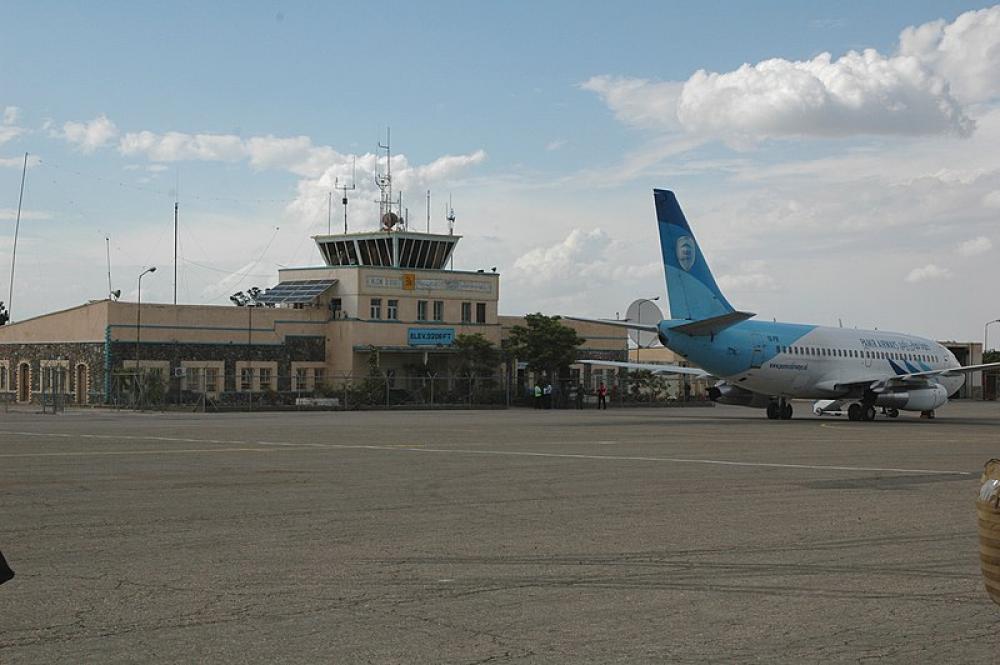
[105,368,510,411]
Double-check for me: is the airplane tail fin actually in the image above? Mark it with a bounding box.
[654,189,734,321]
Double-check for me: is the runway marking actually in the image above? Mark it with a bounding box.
[0,447,277,458]
[0,430,973,476]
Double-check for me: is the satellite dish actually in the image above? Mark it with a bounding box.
[625,298,663,348]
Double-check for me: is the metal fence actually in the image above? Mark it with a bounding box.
[104,369,511,411]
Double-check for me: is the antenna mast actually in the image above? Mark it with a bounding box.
[426,190,431,233]
[106,236,113,298]
[375,128,392,222]
[335,156,356,234]
[7,152,28,321]
[173,173,179,305]
[447,196,456,270]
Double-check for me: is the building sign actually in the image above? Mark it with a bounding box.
[408,328,455,346]
[366,275,492,294]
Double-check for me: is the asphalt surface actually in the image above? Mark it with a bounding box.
[2,401,1000,664]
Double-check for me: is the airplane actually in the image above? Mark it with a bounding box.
[574,189,1000,422]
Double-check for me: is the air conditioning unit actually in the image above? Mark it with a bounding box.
[173,367,187,378]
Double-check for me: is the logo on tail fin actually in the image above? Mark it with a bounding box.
[676,236,696,272]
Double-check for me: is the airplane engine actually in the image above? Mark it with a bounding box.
[708,382,771,409]
[873,385,948,412]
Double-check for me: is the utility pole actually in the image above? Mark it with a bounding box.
[7,152,28,321]
[173,200,178,305]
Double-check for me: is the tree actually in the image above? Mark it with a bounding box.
[985,349,1000,364]
[503,313,585,380]
[452,333,501,377]
[0,301,8,326]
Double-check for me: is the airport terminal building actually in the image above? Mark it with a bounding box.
[0,228,626,405]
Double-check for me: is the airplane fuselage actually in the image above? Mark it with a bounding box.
[657,319,964,400]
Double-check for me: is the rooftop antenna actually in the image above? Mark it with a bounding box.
[106,235,113,299]
[426,190,431,233]
[327,191,332,235]
[7,152,28,322]
[375,128,392,221]
[335,156,357,234]
[173,169,179,305]
[446,196,456,270]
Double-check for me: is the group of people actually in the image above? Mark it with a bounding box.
[533,382,609,409]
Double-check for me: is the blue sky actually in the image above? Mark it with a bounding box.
[2,1,999,343]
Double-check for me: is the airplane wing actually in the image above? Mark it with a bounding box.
[577,359,715,379]
[832,361,1000,393]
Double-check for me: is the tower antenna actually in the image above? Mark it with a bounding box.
[106,236,113,298]
[335,156,356,234]
[375,128,392,221]
[7,152,28,321]
[446,195,456,270]
[173,169,179,305]
[426,190,431,233]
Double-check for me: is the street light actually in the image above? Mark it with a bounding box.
[985,319,1000,400]
[135,267,156,400]
[135,267,157,367]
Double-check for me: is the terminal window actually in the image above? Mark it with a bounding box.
[370,298,382,319]
[259,367,273,391]
[205,368,218,393]
[461,302,472,323]
[240,368,253,391]
[313,368,325,388]
[296,368,308,391]
[387,299,399,320]
[417,300,428,321]
[433,300,444,321]
[476,302,486,323]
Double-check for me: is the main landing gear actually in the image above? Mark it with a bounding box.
[766,398,793,420]
[848,403,877,422]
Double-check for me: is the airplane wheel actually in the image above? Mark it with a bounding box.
[921,410,936,420]
[766,402,780,420]
[848,403,861,421]
[887,408,899,418]
[863,405,876,422]
[781,403,793,420]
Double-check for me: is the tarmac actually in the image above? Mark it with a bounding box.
[2,401,999,663]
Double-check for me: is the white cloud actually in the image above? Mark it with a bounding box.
[898,5,1000,104]
[905,263,953,283]
[0,208,53,221]
[119,130,244,162]
[584,6,1000,142]
[3,106,20,125]
[580,76,682,130]
[677,49,971,141]
[0,125,23,145]
[956,236,993,256]
[62,115,119,152]
[717,261,778,292]
[545,139,567,151]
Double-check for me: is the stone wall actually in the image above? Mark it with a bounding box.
[0,341,106,403]
[107,335,326,392]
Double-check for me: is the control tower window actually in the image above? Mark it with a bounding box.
[370,298,382,320]
[433,301,444,321]
[417,300,428,321]
[476,302,486,323]
[461,302,472,323]
[387,299,399,320]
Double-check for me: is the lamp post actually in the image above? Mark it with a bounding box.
[135,267,156,400]
[985,319,1000,400]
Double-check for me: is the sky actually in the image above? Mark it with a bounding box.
[1,1,999,345]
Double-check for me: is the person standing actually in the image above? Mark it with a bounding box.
[575,384,584,409]
[597,382,608,410]
[534,384,542,408]
[543,383,553,409]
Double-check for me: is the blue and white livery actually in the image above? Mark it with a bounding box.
[576,189,1000,421]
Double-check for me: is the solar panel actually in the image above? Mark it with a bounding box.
[257,279,336,305]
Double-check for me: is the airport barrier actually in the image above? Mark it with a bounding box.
[104,368,510,412]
